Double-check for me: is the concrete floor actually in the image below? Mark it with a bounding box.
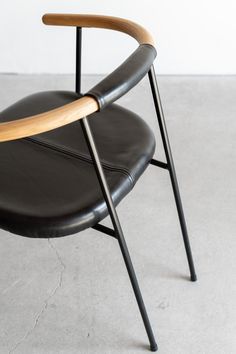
[0,74,235,354]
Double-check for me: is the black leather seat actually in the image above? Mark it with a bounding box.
[0,91,155,238]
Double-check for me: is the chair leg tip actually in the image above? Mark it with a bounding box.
[191,274,197,282]
[150,343,158,352]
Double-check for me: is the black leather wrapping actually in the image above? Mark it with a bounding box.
[0,91,156,238]
[86,44,157,109]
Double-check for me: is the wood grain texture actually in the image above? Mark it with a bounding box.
[42,13,155,46]
[0,14,155,142]
[0,96,99,142]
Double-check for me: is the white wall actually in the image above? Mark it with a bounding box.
[0,0,236,75]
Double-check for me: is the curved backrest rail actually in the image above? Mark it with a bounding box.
[43,14,157,110]
[42,14,155,46]
[0,14,156,142]
[87,44,156,109]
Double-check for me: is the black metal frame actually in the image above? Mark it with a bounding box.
[75,27,197,352]
[75,27,82,94]
[80,117,158,352]
[76,27,157,352]
[148,66,197,282]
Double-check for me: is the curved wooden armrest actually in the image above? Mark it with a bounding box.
[0,96,98,142]
[42,13,155,46]
[43,14,156,110]
[0,14,155,142]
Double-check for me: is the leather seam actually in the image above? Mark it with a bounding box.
[24,137,134,186]
[85,44,157,110]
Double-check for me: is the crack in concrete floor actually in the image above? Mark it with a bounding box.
[8,239,66,354]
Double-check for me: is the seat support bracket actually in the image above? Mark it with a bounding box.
[150,158,168,170]
[92,223,117,239]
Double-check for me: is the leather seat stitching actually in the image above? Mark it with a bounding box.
[25,137,134,186]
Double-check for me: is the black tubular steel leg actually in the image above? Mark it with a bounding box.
[80,117,158,352]
[148,65,197,282]
[76,27,82,94]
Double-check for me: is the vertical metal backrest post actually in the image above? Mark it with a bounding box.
[76,27,82,94]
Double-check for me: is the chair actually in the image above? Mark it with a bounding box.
[0,14,197,352]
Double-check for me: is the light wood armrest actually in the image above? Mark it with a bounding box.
[0,96,98,142]
[42,14,155,46]
[0,14,155,142]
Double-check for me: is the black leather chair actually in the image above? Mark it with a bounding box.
[0,14,197,352]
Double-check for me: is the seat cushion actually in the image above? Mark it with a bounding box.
[0,91,155,238]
